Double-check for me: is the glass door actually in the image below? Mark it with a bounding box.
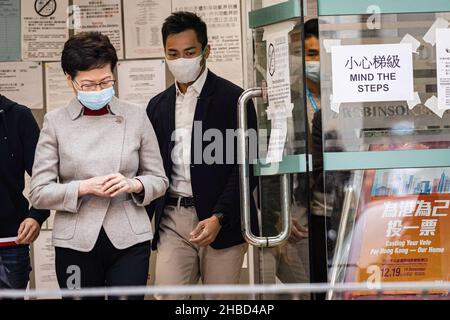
[318,0,450,300]
[240,0,316,299]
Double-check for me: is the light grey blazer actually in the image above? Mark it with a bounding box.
[30,97,169,252]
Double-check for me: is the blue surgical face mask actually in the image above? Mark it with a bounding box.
[305,60,320,83]
[77,86,115,111]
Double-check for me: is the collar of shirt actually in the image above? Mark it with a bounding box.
[83,106,110,116]
[175,68,209,97]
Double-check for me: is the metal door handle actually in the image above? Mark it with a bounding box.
[327,186,354,300]
[237,88,292,248]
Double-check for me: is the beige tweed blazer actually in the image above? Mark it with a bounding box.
[30,97,169,252]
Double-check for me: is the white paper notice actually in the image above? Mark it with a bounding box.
[331,43,414,109]
[425,95,446,118]
[21,0,69,61]
[264,21,296,164]
[400,34,421,54]
[32,231,60,299]
[262,0,289,6]
[0,61,43,109]
[172,0,244,87]
[73,0,124,59]
[45,62,74,113]
[436,28,450,111]
[407,91,421,110]
[123,0,171,59]
[117,59,166,107]
[323,39,342,54]
[266,116,289,164]
[423,18,449,46]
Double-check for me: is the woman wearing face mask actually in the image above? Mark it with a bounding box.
[30,32,169,300]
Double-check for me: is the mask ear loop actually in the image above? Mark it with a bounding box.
[306,88,319,113]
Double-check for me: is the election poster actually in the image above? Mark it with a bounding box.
[344,142,450,299]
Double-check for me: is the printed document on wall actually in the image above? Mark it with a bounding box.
[123,0,171,59]
[263,21,296,164]
[73,0,124,59]
[45,62,74,113]
[33,231,60,299]
[436,28,450,111]
[21,0,69,61]
[0,61,43,109]
[0,0,21,61]
[117,59,166,108]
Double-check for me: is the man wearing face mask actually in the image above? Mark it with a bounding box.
[304,18,335,297]
[146,12,258,300]
[304,18,321,129]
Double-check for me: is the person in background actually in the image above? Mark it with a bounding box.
[146,12,258,300]
[258,18,322,300]
[0,94,50,292]
[306,18,351,298]
[298,18,330,294]
[304,18,321,127]
[30,32,168,300]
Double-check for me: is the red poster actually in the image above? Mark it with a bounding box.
[344,142,450,299]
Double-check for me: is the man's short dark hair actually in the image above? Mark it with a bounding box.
[61,32,118,79]
[162,11,208,50]
[305,18,319,39]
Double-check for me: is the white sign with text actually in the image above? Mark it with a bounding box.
[331,43,414,106]
[436,28,450,110]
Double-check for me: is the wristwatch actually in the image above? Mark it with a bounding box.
[213,213,225,226]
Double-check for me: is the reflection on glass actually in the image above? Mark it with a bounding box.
[250,14,311,299]
[320,13,450,300]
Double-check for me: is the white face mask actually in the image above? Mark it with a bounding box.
[166,54,204,84]
[305,60,320,83]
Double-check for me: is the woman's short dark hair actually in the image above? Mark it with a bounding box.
[162,11,208,50]
[61,32,118,78]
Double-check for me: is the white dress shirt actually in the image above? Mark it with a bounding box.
[170,69,208,197]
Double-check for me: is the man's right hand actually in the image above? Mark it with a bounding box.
[79,175,113,197]
[288,219,309,244]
